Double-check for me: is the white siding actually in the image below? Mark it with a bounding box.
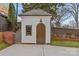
[21,16,52,43]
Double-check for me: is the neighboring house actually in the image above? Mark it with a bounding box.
[0,3,9,14]
[0,4,9,32]
[17,16,22,28]
[19,9,52,44]
[15,16,22,43]
[0,13,8,31]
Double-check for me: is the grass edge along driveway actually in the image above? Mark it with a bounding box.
[0,42,9,50]
[52,40,79,48]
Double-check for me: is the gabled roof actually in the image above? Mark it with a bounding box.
[19,9,52,16]
[0,13,8,31]
[0,4,8,17]
[0,13,7,18]
[0,4,9,14]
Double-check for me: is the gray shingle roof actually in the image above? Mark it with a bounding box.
[0,13,8,31]
[0,13,7,18]
[20,9,52,16]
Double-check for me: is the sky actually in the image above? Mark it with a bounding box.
[18,3,22,14]
[14,3,22,14]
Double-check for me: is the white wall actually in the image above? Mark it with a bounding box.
[21,16,52,43]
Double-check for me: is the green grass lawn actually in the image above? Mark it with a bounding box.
[52,40,79,48]
[0,42,9,50]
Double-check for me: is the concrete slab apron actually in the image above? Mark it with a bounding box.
[0,44,79,56]
[44,45,77,56]
[0,44,43,56]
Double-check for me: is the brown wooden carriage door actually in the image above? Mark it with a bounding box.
[36,23,45,44]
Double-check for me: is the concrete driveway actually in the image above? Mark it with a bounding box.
[0,44,79,56]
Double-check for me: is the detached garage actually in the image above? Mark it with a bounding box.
[19,9,52,44]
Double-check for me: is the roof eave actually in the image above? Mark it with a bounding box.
[18,15,52,16]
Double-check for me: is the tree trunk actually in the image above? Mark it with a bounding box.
[75,4,78,28]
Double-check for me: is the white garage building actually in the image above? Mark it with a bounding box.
[19,9,52,44]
